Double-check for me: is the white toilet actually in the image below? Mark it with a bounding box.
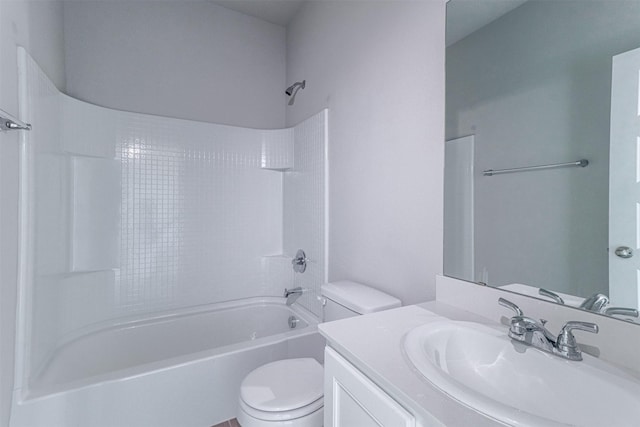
[237,280,401,427]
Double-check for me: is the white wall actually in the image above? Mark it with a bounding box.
[286,0,446,305]
[0,2,65,426]
[64,1,286,129]
[446,1,640,297]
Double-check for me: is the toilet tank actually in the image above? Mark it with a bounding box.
[320,280,402,322]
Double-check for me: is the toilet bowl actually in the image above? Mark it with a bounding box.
[237,281,401,426]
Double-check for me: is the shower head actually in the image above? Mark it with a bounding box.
[285,80,305,96]
[285,80,306,105]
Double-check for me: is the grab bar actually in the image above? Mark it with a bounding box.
[483,159,588,177]
[0,108,31,131]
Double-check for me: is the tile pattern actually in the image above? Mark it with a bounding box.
[261,128,294,170]
[284,110,328,317]
[114,117,285,315]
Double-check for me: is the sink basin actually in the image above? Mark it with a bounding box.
[403,321,640,426]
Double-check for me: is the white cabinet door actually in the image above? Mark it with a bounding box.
[609,46,640,309]
[324,347,415,427]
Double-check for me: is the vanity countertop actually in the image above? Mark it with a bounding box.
[318,302,505,427]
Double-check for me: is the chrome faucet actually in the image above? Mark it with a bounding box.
[579,293,639,319]
[538,290,639,319]
[291,249,308,273]
[499,298,558,353]
[284,287,304,305]
[579,293,610,312]
[499,297,599,361]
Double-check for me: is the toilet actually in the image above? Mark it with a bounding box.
[237,280,401,427]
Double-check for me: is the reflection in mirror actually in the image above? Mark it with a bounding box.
[444,0,640,322]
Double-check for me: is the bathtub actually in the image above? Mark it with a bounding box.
[10,297,323,427]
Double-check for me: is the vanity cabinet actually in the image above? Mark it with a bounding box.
[324,347,416,427]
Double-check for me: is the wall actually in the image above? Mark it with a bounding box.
[0,2,65,426]
[63,1,286,129]
[446,1,640,296]
[286,0,446,305]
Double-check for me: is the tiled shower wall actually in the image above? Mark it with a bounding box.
[19,50,327,384]
[115,118,285,313]
[58,98,289,332]
[284,111,328,317]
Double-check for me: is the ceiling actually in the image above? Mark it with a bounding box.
[211,0,305,27]
[211,0,528,40]
[447,0,528,46]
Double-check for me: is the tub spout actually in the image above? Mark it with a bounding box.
[284,287,303,305]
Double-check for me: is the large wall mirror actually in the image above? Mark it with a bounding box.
[444,0,640,322]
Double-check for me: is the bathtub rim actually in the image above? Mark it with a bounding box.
[51,295,317,351]
[23,297,319,401]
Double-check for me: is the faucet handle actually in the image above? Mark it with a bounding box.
[556,321,599,361]
[538,288,565,304]
[291,249,308,273]
[603,307,639,318]
[498,297,523,316]
[561,321,599,335]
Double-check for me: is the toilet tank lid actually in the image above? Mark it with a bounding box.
[321,281,401,314]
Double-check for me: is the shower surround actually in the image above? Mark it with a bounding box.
[12,48,327,426]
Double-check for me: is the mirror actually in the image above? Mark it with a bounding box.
[444,0,640,322]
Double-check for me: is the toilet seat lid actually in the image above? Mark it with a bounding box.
[240,358,324,412]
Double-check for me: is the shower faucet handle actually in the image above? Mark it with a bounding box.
[291,249,308,273]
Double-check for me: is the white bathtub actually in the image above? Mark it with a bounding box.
[10,297,323,427]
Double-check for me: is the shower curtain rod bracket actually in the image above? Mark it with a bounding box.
[0,108,31,131]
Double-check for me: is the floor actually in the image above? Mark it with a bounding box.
[212,419,240,427]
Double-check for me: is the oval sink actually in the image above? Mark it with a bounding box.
[403,321,640,426]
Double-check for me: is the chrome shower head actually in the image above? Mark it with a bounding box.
[285,80,306,105]
[285,80,305,96]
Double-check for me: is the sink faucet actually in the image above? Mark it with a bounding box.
[579,293,639,319]
[579,293,610,312]
[499,298,558,353]
[284,287,304,305]
[538,290,639,319]
[499,297,598,361]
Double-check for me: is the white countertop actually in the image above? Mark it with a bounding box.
[318,302,506,427]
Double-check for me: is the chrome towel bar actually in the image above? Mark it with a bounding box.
[483,159,588,176]
[0,108,31,131]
